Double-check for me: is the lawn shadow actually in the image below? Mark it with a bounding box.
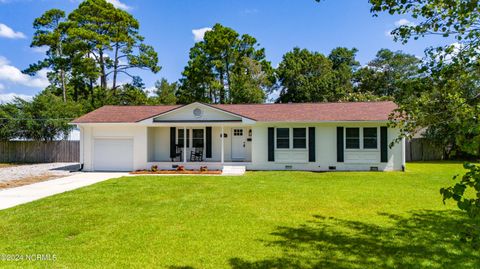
[230,210,480,269]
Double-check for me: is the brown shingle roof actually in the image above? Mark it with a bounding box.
[72,105,180,123]
[71,101,397,123]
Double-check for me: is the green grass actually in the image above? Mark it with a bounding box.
[0,162,478,268]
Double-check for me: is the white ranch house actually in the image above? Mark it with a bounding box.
[72,101,405,172]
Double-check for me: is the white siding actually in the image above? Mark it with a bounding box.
[153,104,241,122]
[79,121,404,172]
[81,125,147,171]
[249,123,403,171]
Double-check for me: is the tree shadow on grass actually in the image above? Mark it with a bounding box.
[230,210,480,269]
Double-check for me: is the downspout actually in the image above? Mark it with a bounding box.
[79,125,84,171]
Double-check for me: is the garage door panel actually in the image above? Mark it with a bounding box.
[94,139,133,171]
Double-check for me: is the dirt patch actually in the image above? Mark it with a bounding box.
[0,174,63,189]
[0,163,22,169]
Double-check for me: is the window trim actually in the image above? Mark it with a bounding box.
[275,127,309,150]
[363,127,378,149]
[293,128,307,149]
[345,127,360,149]
[344,127,379,151]
[177,128,206,149]
[276,128,290,149]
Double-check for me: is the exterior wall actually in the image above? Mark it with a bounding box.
[249,123,404,171]
[81,125,148,171]
[79,122,404,172]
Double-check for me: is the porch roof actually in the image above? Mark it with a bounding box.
[72,101,397,124]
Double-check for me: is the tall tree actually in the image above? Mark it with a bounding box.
[23,9,68,102]
[152,79,178,105]
[24,0,160,106]
[67,0,160,92]
[329,47,359,96]
[178,23,275,104]
[354,49,422,99]
[369,0,480,246]
[276,47,336,103]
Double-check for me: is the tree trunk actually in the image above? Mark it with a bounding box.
[99,49,107,90]
[225,56,232,103]
[89,78,95,107]
[60,69,67,102]
[219,70,225,104]
[112,43,119,95]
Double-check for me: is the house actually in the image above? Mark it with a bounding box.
[71,101,405,172]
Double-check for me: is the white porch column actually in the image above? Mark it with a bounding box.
[183,127,187,163]
[221,126,225,164]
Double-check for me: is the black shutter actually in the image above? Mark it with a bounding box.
[268,127,274,162]
[308,127,316,162]
[337,127,344,162]
[381,127,388,163]
[170,127,176,159]
[206,127,212,158]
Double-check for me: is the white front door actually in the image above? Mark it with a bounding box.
[231,128,246,160]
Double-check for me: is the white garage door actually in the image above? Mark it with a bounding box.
[93,139,133,171]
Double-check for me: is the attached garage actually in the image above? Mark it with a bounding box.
[93,138,133,171]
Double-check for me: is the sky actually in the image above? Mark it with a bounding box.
[0,0,452,103]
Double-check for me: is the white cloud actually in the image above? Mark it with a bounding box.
[395,18,415,27]
[0,23,26,39]
[384,30,393,38]
[32,46,48,54]
[106,0,131,10]
[192,27,212,42]
[0,56,49,88]
[0,93,33,104]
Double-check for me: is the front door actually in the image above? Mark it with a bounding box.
[231,128,246,160]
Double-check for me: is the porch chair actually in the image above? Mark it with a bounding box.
[171,144,183,162]
[190,147,203,162]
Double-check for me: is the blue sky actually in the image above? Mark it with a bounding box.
[0,0,451,103]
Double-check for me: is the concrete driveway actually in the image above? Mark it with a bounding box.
[0,172,128,210]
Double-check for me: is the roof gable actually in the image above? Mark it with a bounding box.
[148,102,245,123]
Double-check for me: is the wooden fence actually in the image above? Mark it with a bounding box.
[405,138,444,162]
[0,141,79,163]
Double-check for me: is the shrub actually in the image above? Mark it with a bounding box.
[176,165,185,171]
[151,165,158,172]
[200,166,208,172]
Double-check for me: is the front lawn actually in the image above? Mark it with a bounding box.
[0,162,478,268]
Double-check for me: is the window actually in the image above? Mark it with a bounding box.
[233,129,243,136]
[293,128,307,149]
[192,129,204,148]
[363,128,378,149]
[178,129,190,147]
[276,128,290,149]
[345,128,360,149]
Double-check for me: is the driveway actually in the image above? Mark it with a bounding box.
[0,163,81,187]
[0,172,128,210]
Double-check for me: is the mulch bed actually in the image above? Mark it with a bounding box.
[130,170,222,175]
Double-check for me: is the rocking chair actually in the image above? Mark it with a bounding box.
[190,147,203,162]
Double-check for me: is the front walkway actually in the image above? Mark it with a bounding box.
[0,172,127,210]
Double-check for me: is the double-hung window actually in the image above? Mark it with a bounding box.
[293,128,307,149]
[363,128,378,149]
[178,129,190,147]
[345,128,360,149]
[276,128,290,149]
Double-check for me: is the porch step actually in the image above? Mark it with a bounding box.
[222,165,246,176]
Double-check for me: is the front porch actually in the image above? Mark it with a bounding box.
[146,125,253,169]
